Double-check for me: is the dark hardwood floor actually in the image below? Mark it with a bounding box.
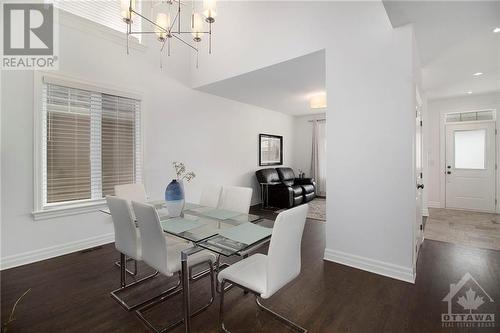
[1,206,499,332]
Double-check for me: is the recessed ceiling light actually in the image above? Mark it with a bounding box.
[493,27,500,33]
[309,92,327,109]
[467,91,473,94]
[473,72,484,76]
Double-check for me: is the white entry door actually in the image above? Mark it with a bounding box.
[445,122,496,212]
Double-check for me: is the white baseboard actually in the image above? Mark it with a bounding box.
[323,248,415,284]
[422,208,429,217]
[0,233,115,270]
[427,201,441,208]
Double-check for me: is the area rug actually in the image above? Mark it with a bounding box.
[306,197,326,221]
[425,208,500,251]
[273,198,326,221]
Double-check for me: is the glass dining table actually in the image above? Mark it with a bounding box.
[100,200,274,333]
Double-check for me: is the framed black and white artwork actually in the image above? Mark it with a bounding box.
[259,134,283,166]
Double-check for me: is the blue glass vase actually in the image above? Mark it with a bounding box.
[165,179,185,217]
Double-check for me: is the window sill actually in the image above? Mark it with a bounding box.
[32,200,108,221]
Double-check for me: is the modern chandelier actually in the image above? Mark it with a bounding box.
[120,0,216,66]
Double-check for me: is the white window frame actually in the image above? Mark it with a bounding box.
[33,71,144,220]
[56,7,147,53]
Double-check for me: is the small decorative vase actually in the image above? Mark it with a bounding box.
[165,179,185,217]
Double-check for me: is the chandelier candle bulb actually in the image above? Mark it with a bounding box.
[121,0,215,67]
[192,12,204,42]
[203,0,217,22]
[155,13,170,41]
[120,0,135,22]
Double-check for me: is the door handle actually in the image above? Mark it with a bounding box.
[417,184,424,189]
[447,171,451,175]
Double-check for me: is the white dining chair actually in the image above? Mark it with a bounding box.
[132,201,217,332]
[218,204,309,333]
[218,186,253,214]
[113,183,185,275]
[200,184,222,208]
[107,196,175,311]
[115,183,148,202]
[113,183,147,274]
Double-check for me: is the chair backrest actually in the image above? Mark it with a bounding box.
[132,201,171,276]
[106,196,140,260]
[265,204,308,298]
[115,183,147,202]
[218,186,253,214]
[200,184,222,208]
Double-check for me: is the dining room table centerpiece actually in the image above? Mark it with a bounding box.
[165,162,196,217]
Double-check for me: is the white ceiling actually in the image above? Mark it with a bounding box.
[196,50,326,116]
[383,0,500,100]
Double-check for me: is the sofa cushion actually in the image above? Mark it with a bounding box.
[276,167,296,182]
[301,184,315,194]
[291,185,303,197]
[304,192,315,203]
[293,195,304,206]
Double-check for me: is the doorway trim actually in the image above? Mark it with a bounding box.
[439,109,499,213]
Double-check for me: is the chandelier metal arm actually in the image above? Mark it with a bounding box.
[128,8,209,36]
[169,9,180,33]
[171,33,198,51]
[123,0,215,66]
[128,31,210,35]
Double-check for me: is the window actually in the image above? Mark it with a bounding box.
[53,0,141,40]
[454,129,486,169]
[40,79,141,212]
[445,110,495,123]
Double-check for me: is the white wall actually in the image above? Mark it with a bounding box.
[427,92,500,210]
[293,114,325,178]
[192,1,417,282]
[0,11,296,269]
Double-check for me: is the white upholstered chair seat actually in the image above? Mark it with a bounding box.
[217,253,268,296]
[119,225,186,261]
[163,243,217,277]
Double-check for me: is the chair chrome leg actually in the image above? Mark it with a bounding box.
[110,253,164,311]
[242,254,249,294]
[255,297,308,333]
[135,260,216,333]
[115,255,138,276]
[219,280,229,333]
[215,255,231,293]
[219,279,308,333]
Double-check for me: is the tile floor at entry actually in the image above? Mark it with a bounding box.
[425,208,500,251]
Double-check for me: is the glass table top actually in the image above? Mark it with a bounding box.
[196,218,274,256]
[155,202,272,256]
[101,200,272,256]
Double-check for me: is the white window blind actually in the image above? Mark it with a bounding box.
[101,94,141,197]
[45,85,92,203]
[42,82,141,207]
[53,0,141,40]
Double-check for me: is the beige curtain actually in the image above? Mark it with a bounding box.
[311,120,326,196]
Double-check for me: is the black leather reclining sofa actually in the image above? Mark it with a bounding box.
[255,167,316,208]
